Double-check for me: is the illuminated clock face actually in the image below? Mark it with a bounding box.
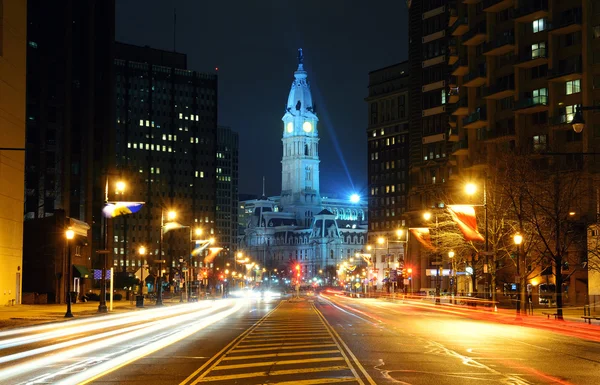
[286,122,293,133]
[302,121,313,133]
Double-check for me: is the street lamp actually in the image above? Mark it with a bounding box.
[513,233,523,320]
[137,245,146,308]
[65,228,75,318]
[423,211,441,304]
[465,181,490,302]
[569,105,600,133]
[448,250,457,303]
[157,209,177,306]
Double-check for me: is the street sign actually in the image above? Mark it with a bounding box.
[96,250,110,254]
[182,267,188,272]
[154,259,166,264]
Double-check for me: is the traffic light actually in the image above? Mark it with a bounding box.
[401,268,407,278]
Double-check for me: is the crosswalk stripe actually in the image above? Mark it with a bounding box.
[213,356,345,370]
[233,343,337,353]
[223,349,340,360]
[195,366,351,382]
[236,341,330,348]
[242,335,332,342]
[265,377,358,385]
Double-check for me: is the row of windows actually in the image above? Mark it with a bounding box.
[370,184,407,196]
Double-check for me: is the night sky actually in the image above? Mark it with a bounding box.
[116,0,407,197]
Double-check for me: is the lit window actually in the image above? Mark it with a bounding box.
[566,79,581,95]
[168,134,172,141]
[565,105,576,122]
[156,168,160,174]
[139,142,143,148]
[380,128,385,135]
[133,143,137,149]
[162,145,166,151]
[532,18,546,33]
[195,138,199,143]
[146,120,150,127]
[179,113,183,119]
[190,138,194,143]
[151,167,154,174]
[441,89,446,104]
[531,42,546,58]
[127,143,131,148]
[200,171,204,178]
[162,134,166,140]
[532,88,547,104]
[139,119,144,126]
[532,134,547,151]
[195,115,199,121]
[372,131,376,137]
[145,144,149,150]
[151,144,154,150]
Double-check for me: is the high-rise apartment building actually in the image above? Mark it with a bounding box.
[0,1,26,305]
[447,0,599,303]
[406,0,452,293]
[216,126,239,264]
[404,0,599,301]
[114,43,218,277]
[23,0,115,303]
[365,61,410,241]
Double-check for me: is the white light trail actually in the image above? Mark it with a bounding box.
[0,300,240,383]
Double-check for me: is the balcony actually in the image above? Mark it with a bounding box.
[462,23,487,46]
[463,67,487,87]
[514,95,548,114]
[448,126,459,141]
[549,114,572,130]
[515,47,547,68]
[482,0,513,12]
[483,80,514,99]
[515,0,549,23]
[448,0,458,25]
[450,98,469,116]
[549,9,581,35]
[448,43,458,65]
[451,139,469,156]
[463,107,487,129]
[483,33,514,56]
[450,17,468,36]
[451,57,469,76]
[448,86,459,103]
[479,125,516,143]
[548,61,582,82]
[449,114,458,128]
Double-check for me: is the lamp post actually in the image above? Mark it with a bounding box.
[65,228,75,318]
[157,209,176,306]
[423,211,441,304]
[513,233,523,320]
[115,181,127,273]
[137,246,146,308]
[570,105,600,133]
[448,251,457,304]
[465,181,490,303]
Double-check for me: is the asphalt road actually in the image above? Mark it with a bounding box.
[0,294,599,385]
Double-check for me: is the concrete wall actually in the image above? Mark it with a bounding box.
[0,0,27,305]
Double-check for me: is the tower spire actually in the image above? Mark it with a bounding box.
[297,48,304,71]
[262,176,266,198]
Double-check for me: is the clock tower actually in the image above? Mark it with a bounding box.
[281,49,321,227]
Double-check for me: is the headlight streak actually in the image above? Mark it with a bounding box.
[59,300,245,385]
[0,304,212,352]
[0,301,215,347]
[0,301,237,383]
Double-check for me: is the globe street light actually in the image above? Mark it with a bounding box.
[116,181,126,194]
[513,233,523,320]
[65,228,75,318]
[137,245,146,308]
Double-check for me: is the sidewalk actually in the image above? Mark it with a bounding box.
[0,297,186,330]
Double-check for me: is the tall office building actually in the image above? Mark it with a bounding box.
[216,126,239,264]
[365,62,410,241]
[114,43,218,278]
[0,1,26,305]
[23,0,115,303]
